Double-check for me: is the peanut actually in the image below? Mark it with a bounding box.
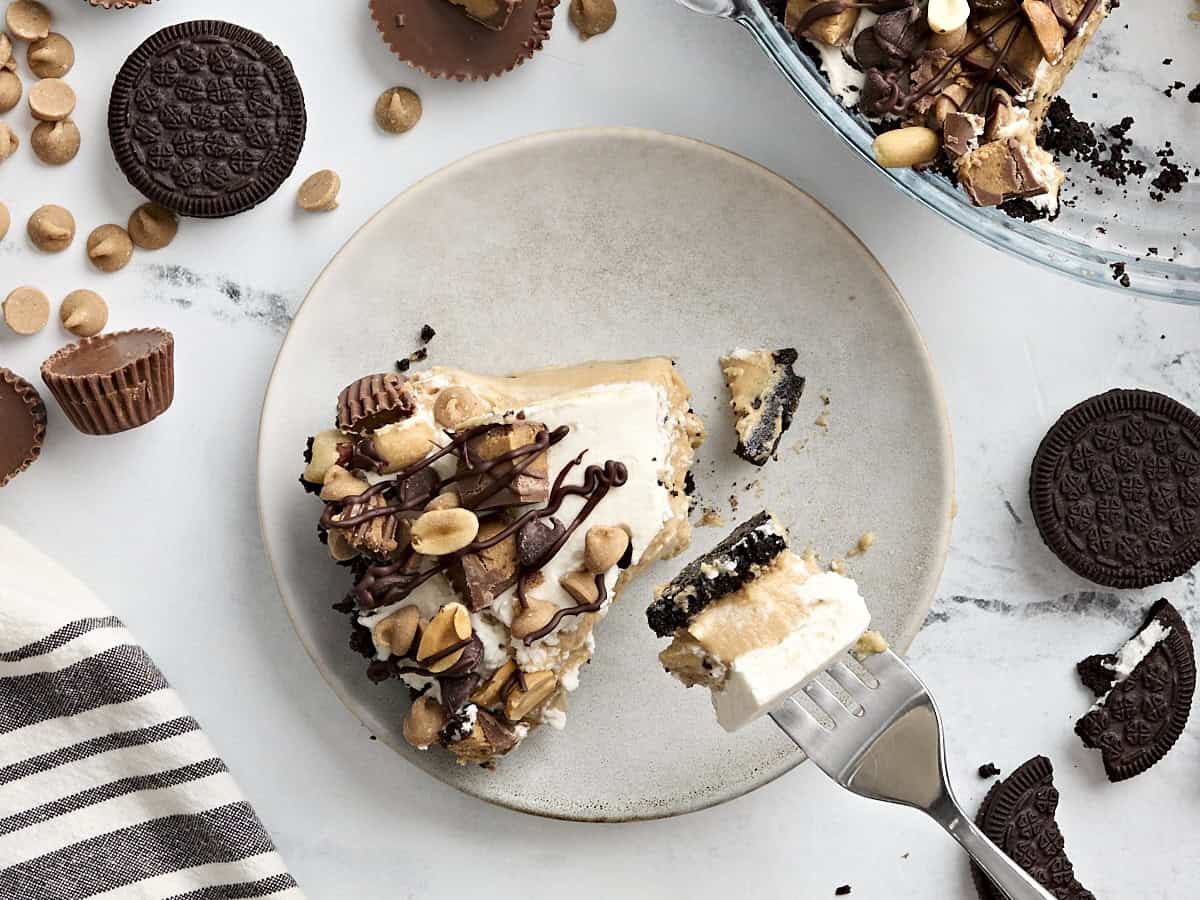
[303,430,349,484]
[411,508,479,556]
[471,660,517,707]
[402,696,447,749]
[560,570,600,606]
[326,528,358,561]
[373,605,420,657]
[373,419,436,473]
[423,491,460,511]
[416,602,472,673]
[504,670,557,722]
[433,386,488,429]
[872,127,940,168]
[509,598,559,640]
[319,464,369,502]
[584,525,629,573]
[926,0,969,34]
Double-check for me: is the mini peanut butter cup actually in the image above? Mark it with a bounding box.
[41,328,174,435]
[0,368,47,488]
[336,372,415,433]
[369,0,560,82]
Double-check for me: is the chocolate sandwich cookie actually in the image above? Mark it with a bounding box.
[108,21,306,218]
[369,0,559,82]
[1030,389,1200,588]
[0,369,47,488]
[41,328,174,435]
[1074,599,1195,782]
[971,756,1095,900]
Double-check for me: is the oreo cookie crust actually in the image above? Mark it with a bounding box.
[1030,389,1200,588]
[646,510,787,637]
[971,756,1095,900]
[108,21,306,218]
[1075,599,1195,782]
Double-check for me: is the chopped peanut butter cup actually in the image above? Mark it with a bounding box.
[41,328,174,435]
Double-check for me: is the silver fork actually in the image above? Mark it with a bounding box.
[770,650,1056,900]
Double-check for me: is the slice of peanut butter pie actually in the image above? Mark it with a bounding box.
[301,359,703,765]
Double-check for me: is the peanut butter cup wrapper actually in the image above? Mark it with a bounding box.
[369,0,559,82]
[41,328,175,435]
[0,368,47,488]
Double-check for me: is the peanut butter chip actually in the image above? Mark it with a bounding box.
[0,121,17,161]
[297,169,340,212]
[31,118,79,164]
[0,202,9,241]
[86,224,134,273]
[127,203,177,250]
[374,87,421,134]
[27,203,74,251]
[27,32,72,78]
[5,1,52,41]
[570,0,617,39]
[3,286,50,335]
[0,69,20,114]
[59,289,107,337]
[28,77,74,121]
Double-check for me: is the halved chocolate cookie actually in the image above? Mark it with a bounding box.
[1074,599,1195,782]
[1030,389,1200,588]
[971,755,1095,900]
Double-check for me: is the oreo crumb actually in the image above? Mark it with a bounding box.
[1150,160,1187,201]
[1189,84,1200,103]
[835,887,852,897]
[420,324,436,343]
[1164,80,1186,98]
[412,347,428,364]
[1000,198,1050,222]
[396,358,411,372]
[978,762,1001,778]
[1110,261,1131,288]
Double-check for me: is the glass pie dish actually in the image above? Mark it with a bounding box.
[680,0,1200,304]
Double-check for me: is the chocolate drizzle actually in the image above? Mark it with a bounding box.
[523,573,609,645]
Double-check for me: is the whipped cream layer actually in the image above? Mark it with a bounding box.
[691,555,870,731]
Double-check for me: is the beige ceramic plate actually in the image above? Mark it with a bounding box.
[257,128,954,822]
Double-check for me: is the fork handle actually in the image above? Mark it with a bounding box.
[934,801,1058,900]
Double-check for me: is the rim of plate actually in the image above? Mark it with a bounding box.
[255,127,955,820]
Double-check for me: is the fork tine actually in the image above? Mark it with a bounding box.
[827,661,875,704]
[804,678,854,721]
[861,648,907,680]
[769,696,831,748]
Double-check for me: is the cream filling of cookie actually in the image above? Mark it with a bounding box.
[359,359,703,731]
[1090,620,1172,712]
[661,552,870,731]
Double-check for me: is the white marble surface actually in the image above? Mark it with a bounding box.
[1,1,1197,897]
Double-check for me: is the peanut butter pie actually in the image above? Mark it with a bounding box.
[775,0,1110,212]
[300,359,703,765]
[720,348,805,466]
[648,511,871,730]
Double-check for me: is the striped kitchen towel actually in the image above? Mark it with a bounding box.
[0,526,304,900]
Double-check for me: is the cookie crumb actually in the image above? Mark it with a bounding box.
[977,762,1001,779]
[420,323,436,343]
[835,887,851,897]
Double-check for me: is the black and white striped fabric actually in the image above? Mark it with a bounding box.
[0,526,303,899]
